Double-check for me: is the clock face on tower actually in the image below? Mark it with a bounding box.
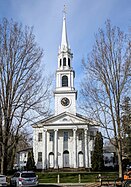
[61,97,70,106]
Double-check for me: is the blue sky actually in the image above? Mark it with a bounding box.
[0,0,130,95]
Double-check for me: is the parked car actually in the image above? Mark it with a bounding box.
[0,174,7,186]
[10,171,38,187]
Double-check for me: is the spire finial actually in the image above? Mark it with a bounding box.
[63,5,67,18]
[60,5,69,51]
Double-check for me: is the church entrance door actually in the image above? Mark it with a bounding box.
[63,150,69,167]
[49,152,54,168]
[78,151,84,167]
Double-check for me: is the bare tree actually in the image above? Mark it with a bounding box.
[80,20,131,178]
[121,97,131,163]
[0,18,52,174]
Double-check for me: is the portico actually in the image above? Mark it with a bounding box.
[33,112,97,169]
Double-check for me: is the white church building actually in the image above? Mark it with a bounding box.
[32,13,98,170]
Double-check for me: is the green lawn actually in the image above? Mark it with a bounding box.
[37,172,118,183]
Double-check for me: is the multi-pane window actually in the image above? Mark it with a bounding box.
[64,132,68,141]
[49,131,54,141]
[63,57,66,66]
[62,75,68,87]
[38,152,42,162]
[78,132,83,140]
[38,132,42,142]
[90,131,94,140]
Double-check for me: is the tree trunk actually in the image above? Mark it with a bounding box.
[3,144,8,175]
[0,144,4,174]
[3,117,10,174]
[117,146,123,178]
[118,159,123,179]
[0,101,2,174]
[9,143,17,171]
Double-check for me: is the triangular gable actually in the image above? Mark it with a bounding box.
[32,112,94,127]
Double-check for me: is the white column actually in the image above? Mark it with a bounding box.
[56,74,58,88]
[71,71,74,88]
[43,129,47,169]
[58,73,60,87]
[88,150,91,168]
[68,73,71,87]
[73,129,77,168]
[87,131,89,167]
[84,129,88,168]
[33,130,37,166]
[54,129,58,168]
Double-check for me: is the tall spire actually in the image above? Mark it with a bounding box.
[61,5,69,50]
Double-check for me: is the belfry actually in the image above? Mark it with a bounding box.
[32,10,98,170]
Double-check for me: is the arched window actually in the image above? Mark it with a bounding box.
[60,59,62,66]
[63,150,69,167]
[78,151,84,167]
[49,152,54,156]
[62,75,68,87]
[49,152,54,168]
[78,151,83,155]
[63,57,66,66]
[63,150,69,154]
[68,58,70,67]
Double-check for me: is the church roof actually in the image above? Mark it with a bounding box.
[32,112,98,128]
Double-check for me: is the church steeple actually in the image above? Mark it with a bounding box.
[54,8,77,115]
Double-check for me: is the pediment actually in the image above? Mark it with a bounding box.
[32,112,94,127]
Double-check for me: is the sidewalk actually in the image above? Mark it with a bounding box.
[39,182,101,187]
[39,182,117,187]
